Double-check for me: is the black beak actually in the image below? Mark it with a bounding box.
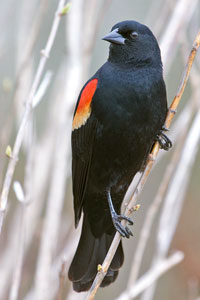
[102,28,125,45]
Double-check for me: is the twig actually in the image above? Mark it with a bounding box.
[15,0,49,83]
[82,0,112,80]
[165,32,200,128]
[126,62,200,288]
[85,0,113,53]
[124,66,200,293]
[126,116,189,288]
[32,71,53,108]
[160,0,198,69]
[32,1,85,299]
[141,100,200,300]
[115,251,184,300]
[13,0,49,151]
[146,0,179,38]
[157,107,200,257]
[56,259,68,300]
[24,221,81,299]
[8,182,26,300]
[86,30,200,300]
[33,107,72,299]
[140,53,200,300]
[0,0,67,234]
[9,95,34,299]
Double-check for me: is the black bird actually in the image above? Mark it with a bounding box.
[68,20,172,292]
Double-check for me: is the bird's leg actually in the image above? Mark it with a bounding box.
[156,126,172,151]
[107,190,133,238]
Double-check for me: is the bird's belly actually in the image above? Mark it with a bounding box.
[88,117,155,192]
[87,75,166,192]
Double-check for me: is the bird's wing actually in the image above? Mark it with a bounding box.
[72,78,98,227]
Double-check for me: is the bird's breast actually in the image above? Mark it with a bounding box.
[87,63,167,190]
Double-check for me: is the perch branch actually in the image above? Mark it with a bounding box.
[86,30,200,300]
[140,102,200,300]
[126,119,189,288]
[126,62,200,289]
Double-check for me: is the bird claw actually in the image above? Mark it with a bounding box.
[156,131,172,151]
[162,125,169,132]
[125,226,133,237]
[112,213,133,238]
[118,214,134,225]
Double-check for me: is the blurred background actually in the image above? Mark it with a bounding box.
[0,0,200,299]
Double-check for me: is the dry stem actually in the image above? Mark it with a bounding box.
[86,30,200,300]
[127,118,189,288]
[56,260,68,300]
[0,0,67,234]
[9,185,26,300]
[141,102,200,300]
[115,251,184,300]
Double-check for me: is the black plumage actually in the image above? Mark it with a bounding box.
[68,20,171,292]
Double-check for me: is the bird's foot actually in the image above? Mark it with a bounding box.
[111,212,133,238]
[156,128,172,151]
[162,125,169,132]
[107,190,133,238]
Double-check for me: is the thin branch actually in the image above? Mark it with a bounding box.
[0,0,67,234]
[56,259,68,300]
[15,0,49,82]
[160,0,198,69]
[24,221,81,299]
[8,105,35,300]
[141,101,200,300]
[85,0,113,53]
[32,1,85,299]
[82,0,112,80]
[157,108,200,258]
[165,33,200,128]
[115,251,184,300]
[8,182,26,300]
[32,70,53,108]
[126,63,200,288]
[126,117,190,288]
[140,50,200,300]
[86,30,200,300]
[8,208,25,300]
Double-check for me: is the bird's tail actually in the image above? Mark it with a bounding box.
[68,216,124,292]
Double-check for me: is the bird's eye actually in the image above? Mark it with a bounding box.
[130,31,138,39]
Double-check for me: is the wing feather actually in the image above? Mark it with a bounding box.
[72,79,98,227]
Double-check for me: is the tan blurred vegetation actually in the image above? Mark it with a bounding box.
[0,0,200,300]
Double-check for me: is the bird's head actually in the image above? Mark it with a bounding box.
[102,20,162,67]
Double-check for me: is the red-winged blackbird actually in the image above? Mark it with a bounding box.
[68,20,172,292]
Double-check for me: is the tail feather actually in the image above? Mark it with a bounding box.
[106,234,124,270]
[68,217,95,281]
[68,216,124,292]
[100,269,119,287]
[73,280,92,293]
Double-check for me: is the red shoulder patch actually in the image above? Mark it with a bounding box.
[72,78,98,130]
